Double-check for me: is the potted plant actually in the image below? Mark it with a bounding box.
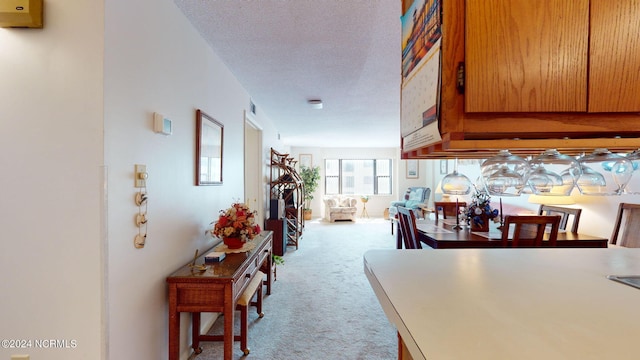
[299,165,320,220]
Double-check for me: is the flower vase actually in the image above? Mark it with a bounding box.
[470,214,490,232]
[223,237,244,249]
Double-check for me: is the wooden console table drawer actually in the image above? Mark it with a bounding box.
[233,251,262,298]
[175,283,226,311]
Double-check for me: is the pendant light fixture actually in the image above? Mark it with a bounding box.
[440,158,472,195]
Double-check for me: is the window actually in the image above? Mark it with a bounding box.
[325,159,392,195]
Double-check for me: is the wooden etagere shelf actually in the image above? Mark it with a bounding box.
[269,148,304,249]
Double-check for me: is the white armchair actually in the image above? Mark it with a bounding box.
[323,195,358,222]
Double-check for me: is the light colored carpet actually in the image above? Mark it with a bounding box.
[194,217,398,360]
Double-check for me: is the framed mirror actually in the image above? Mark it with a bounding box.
[196,109,223,185]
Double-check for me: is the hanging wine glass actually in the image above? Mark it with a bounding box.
[577,148,633,195]
[575,164,607,195]
[622,149,640,194]
[527,149,580,196]
[485,164,526,196]
[480,150,528,196]
[527,165,564,194]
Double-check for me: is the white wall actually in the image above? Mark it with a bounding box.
[0,1,283,359]
[290,147,417,218]
[287,148,455,219]
[396,156,441,207]
[0,1,104,359]
[104,1,284,359]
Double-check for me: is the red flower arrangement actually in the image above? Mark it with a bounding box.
[211,202,261,242]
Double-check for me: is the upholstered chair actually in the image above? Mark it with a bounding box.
[323,196,358,222]
[389,187,431,220]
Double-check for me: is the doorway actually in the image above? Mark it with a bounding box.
[244,110,264,226]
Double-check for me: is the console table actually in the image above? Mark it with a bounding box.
[167,231,273,360]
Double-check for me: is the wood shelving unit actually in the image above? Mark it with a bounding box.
[269,148,304,249]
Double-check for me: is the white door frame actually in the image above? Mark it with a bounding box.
[244,110,264,226]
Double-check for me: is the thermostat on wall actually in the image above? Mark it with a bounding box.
[153,112,172,135]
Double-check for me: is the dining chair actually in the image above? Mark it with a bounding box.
[501,215,561,248]
[610,203,640,247]
[434,201,467,220]
[396,207,412,249]
[538,205,582,233]
[397,206,422,249]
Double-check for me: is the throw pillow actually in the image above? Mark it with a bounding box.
[325,198,338,207]
[405,200,420,208]
[409,188,423,201]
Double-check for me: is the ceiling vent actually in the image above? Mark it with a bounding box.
[0,0,43,28]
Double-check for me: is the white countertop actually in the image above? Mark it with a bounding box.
[364,248,640,360]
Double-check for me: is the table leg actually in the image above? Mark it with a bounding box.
[191,312,203,353]
[260,250,273,295]
[266,252,273,295]
[168,286,179,360]
[224,287,235,359]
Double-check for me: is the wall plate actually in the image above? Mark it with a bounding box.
[135,164,147,188]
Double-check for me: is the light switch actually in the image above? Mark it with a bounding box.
[135,164,147,188]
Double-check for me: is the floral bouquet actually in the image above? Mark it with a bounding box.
[211,202,261,242]
[465,187,500,229]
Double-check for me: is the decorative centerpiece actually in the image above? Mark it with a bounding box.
[465,187,500,232]
[211,202,261,249]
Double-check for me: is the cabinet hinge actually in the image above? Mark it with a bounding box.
[456,62,465,94]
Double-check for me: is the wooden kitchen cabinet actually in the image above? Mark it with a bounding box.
[465,0,640,114]
[589,0,640,112]
[465,0,589,113]
[402,0,640,158]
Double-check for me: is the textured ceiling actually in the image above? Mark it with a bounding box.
[173,0,402,148]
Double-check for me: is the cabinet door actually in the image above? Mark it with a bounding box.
[465,0,589,112]
[589,0,640,112]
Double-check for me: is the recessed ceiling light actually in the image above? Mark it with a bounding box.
[307,99,323,109]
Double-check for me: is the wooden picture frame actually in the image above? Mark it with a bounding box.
[406,159,419,179]
[196,109,223,185]
[299,154,312,169]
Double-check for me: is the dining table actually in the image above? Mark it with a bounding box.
[407,218,608,249]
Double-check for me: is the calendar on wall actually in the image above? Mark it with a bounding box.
[400,0,442,150]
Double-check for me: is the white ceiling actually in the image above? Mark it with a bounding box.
[173,0,402,148]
